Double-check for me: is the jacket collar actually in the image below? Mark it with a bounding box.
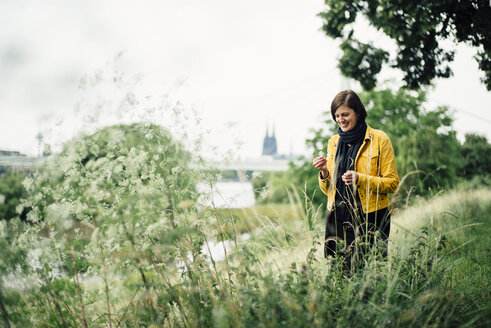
[364,125,375,141]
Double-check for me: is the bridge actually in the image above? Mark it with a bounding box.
[210,157,292,172]
[1,156,294,171]
[0,155,45,174]
[0,156,44,167]
[1,154,297,181]
[205,156,299,182]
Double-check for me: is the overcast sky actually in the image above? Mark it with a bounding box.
[1,0,490,159]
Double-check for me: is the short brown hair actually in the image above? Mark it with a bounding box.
[330,90,367,122]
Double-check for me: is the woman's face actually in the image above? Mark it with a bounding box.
[335,105,358,132]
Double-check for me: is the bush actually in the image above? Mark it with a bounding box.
[459,133,491,179]
[23,122,198,226]
[3,122,205,326]
[0,170,28,221]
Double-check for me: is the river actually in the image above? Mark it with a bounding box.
[197,181,256,208]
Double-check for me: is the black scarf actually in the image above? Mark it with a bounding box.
[334,120,367,205]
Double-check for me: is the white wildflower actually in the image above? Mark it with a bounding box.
[15,204,24,214]
[251,171,262,179]
[0,220,5,238]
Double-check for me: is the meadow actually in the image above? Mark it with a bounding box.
[0,121,489,327]
[1,180,490,327]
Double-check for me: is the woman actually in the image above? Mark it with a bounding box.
[312,90,399,270]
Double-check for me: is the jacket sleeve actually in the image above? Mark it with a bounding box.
[318,137,335,196]
[356,133,399,194]
[318,171,330,195]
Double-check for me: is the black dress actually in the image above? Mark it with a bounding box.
[324,147,391,269]
[324,199,391,260]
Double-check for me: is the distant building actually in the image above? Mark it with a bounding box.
[261,126,298,161]
[262,126,278,156]
[0,150,45,175]
[210,125,301,182]
[0,150,25,157]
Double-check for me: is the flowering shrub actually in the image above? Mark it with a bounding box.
[24,122,198,226]
[7,122,208,326]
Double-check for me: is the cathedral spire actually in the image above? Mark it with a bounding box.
[262,121,278,156]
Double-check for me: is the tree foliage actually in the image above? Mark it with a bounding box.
[318,0,491,90]
[251,171,291,204]
[361,89,462,195]
[460,133,491,179]
[0,170,28,221]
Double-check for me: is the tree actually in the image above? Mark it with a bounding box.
[360,89,462,194]
[318,1,491,90]
[459,133,491,179]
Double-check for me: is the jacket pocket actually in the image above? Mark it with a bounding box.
[357,150,379,176]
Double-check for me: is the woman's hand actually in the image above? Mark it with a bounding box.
[312,156,328,178]
[342,170,358,186]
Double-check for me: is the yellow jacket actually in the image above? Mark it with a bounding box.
[318,125,399,214]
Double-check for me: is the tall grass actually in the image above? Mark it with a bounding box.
[1,183,489,327]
